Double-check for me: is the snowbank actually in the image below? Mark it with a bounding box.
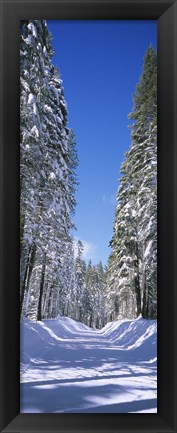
[20,316,157,413]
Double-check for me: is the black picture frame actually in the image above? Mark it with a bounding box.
[0,0,177,432]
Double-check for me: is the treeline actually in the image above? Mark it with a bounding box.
[105,47,157,321]
[72,241,105,328]
[20,20,157,327]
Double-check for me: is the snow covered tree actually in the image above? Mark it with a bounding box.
[93,262,106,328]
[106,46,157,320]
[83,260,105,328]
[104,252,119,321]
[74,240,87,322]
[20,20,78,321]
[128,46,157,319]
[81,260,95,326]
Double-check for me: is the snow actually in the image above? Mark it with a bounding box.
[28,93,35,105]
[31,125,39,138]
[144,240,153,258]
[27,94,38,115]
[23,36,32,45]
[44,104,53,113]
[49,172,56,180]
[20,316,157,413]
[28,22,37,38]
[32,102,37,116]
[37,43,42,51]
[21,77,30,92]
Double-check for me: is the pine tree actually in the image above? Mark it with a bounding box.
[106,46,157,320]
[20,20,78,321]
[105,252,119,321]
[74,240,87,322]
[83,260,105,328]
[83,260,94,326]
[128,46,157,319]
[94,262,105,328]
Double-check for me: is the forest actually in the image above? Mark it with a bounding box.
[20,20,157,329]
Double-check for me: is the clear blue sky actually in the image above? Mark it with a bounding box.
[47,20,157,266]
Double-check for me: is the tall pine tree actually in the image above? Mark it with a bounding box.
[20,20,78,321]
[106,46,157,320]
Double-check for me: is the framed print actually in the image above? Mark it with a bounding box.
[0,0,177,432]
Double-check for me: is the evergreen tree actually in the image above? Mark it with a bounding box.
[106,46,157,320]
[94,262,105,328]
[74,240,86,322]
[82,260,95,326]
[105,252,119,321]
[20,20,78,321]
[84,260,105,328]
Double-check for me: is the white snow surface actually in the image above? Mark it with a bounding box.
[20,316,157,413]
[27,22,37,38]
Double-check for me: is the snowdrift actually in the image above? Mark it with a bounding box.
[21,315,157,364]
[20,316,157,413]
[100,317,157,360]
[20,316,96,364]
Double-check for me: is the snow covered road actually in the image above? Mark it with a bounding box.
[20,317,157,413]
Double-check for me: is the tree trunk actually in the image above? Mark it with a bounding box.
[146,284,149,318]
[42,281,48,318]
[20,213,25,257]
[135,274,141,317]
[142,268,148,318]
[37,253,46,321]
[46,285,53,318]
[134,241,141,317]
[20,242,36,318]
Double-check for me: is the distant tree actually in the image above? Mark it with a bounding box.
[74,240,87,322]
[94,261,106,328]
[82,260,94,326]
[83,260,105,328]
